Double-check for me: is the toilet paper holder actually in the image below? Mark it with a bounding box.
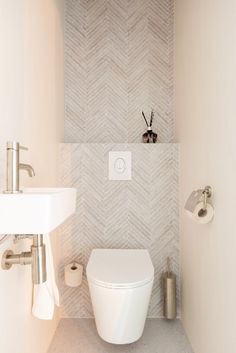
[185,185,212,215]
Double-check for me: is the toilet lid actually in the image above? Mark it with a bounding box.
[86,249,154,288]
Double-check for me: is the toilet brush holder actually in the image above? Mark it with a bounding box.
[162,257,176,320]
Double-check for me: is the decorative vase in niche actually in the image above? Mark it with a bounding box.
[141,110,158,143]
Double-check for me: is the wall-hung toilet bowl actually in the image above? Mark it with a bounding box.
[86,249,154,344]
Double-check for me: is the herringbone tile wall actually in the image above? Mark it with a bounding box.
[59,143,179,318]
[65,0,174,143]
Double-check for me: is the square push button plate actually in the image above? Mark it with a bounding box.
[109,151,132,180]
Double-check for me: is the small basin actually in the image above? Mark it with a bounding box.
[0,188,76,234]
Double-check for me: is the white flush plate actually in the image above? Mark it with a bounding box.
[109,151,132,180]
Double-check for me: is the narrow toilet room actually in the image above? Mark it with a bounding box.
[0,1,236,353]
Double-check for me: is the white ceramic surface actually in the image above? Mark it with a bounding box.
[87,249,154,344]
[0,188,76,234]
[87,249,154,288]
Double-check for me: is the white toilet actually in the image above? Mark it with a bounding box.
[86,249,154,344]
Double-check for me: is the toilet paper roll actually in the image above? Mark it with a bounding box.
[189,201,214,224]
[64,263,83,287]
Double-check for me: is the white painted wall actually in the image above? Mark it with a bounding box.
[175,1,236,352]
[0,1,64,352]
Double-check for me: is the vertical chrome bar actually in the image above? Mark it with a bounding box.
[33,234,43,247]
[31,234,47,284]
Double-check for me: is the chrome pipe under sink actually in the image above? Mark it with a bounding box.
[1,234,47,284]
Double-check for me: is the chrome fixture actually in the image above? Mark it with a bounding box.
[184,185,212,214]
[3,141,35,194]
[1,234,47,284]
[162,257,176,320]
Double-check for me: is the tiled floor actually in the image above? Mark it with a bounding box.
[48,319,194,353]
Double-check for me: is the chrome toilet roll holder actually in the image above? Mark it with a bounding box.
[200,186,212,216]
[184,185,212,216]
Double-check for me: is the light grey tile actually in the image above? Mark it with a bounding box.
[48,319,194,353]
[65,0,174,143]
[59,143,179,318]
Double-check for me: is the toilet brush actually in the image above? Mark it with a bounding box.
[162,257,176,319]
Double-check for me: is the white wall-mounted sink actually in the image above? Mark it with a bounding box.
[0,188,76,234]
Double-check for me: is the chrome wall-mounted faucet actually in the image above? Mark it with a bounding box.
[3,141,35,193]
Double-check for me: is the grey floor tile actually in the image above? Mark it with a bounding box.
[48,319,193,353]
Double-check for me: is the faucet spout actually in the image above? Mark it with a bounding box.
[3,141,35,193]
[19,163,35,177]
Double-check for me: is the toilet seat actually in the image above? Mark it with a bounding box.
[86,249,154,289]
